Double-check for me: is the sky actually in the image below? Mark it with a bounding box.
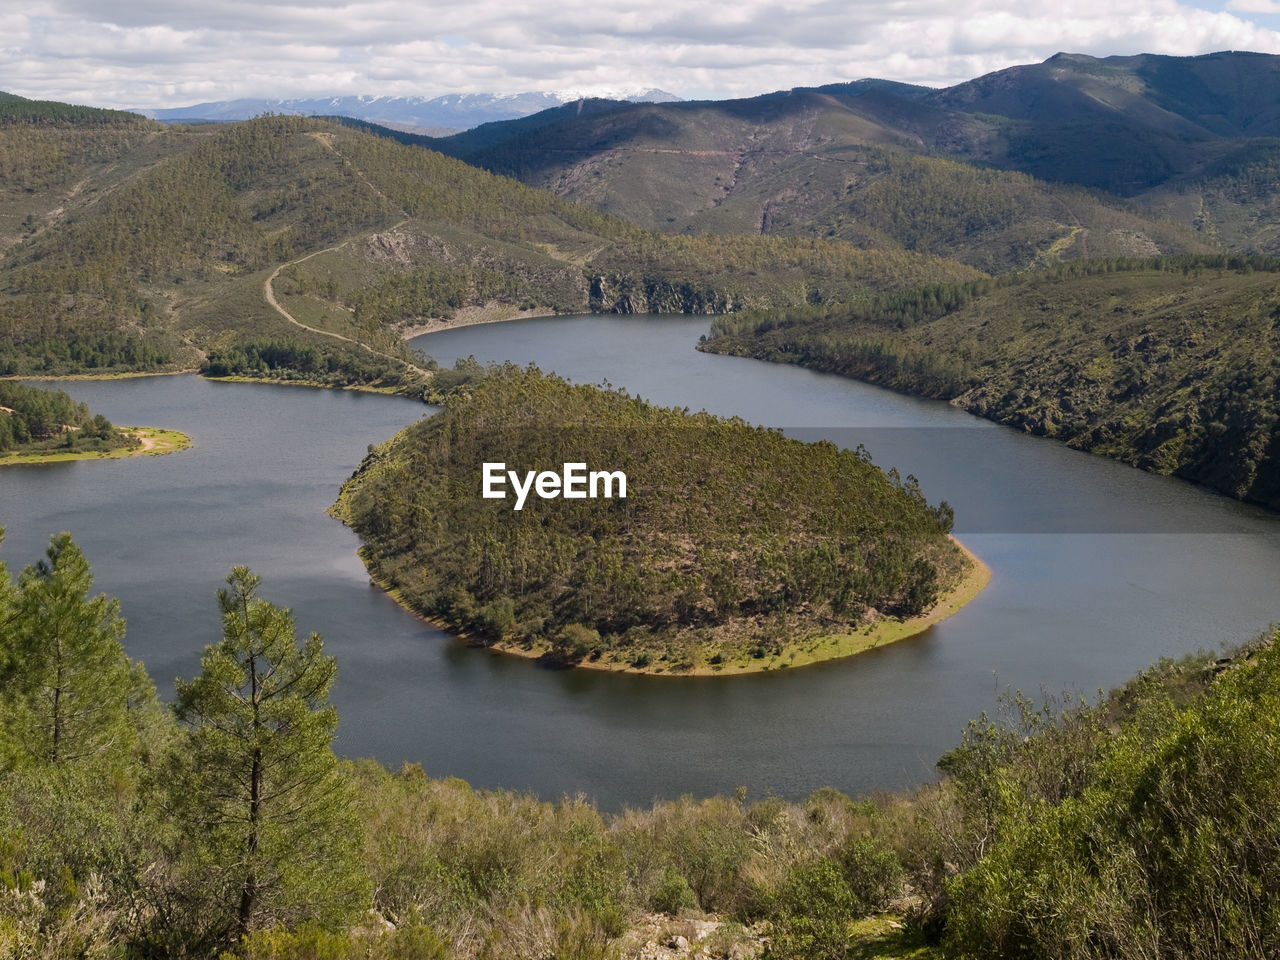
[6,0,1280,109]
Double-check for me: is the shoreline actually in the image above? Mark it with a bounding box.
[1,302,556,387]
[202,374,406,396]
[358,538,991,678]
[0,368,200,382]
[397,302,560,340]
[0,426,191,465]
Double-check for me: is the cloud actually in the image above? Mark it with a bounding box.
[6,0,1280,108]
[1227,0,1280,12]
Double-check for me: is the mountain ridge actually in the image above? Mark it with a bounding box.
[405,51,1280,260]
[0,104,979,379]
[133,89,683,131]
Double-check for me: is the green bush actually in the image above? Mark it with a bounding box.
[836,836,902,913]
[944,635,1280,959]
[651,868,696,915]
[234,922,449,960]
[766,858,860,959]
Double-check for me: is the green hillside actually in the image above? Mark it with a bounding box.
[1141,138,1280,253]
[704,255,1280,508]
[428,52,1280,260]
[429,91,1207,273]
[334,366,973,673]
[0,95,158,255]
[0,108,981,379]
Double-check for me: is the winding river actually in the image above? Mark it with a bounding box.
[3,313,1279,808]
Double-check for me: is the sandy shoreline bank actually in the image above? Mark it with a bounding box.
[398,302,560,340]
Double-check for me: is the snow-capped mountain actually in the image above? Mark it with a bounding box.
[134,89,681,131]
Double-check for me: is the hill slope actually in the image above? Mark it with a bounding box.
[703,255,1280,509]
[0,102,981,378]
[428,52,1280,260]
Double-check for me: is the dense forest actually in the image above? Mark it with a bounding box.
[1,528,1276,959]
[334,367,967,672]
[0,381,136,456]
[703,254,1280,510]
[199,336,431,395]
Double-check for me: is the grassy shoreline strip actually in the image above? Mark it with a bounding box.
[0,427,190,465]
[202,374,406,395]
[356,539,990,678]
[0,369,200,382]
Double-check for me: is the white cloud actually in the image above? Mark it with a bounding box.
[4,0,1280,108]
[1227,0,1280,13]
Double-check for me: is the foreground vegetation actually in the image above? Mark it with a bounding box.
[1,529,1276,959]
[703,254,1280,509]
[334,367,970,672]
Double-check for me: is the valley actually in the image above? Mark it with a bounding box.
[7,45,1280,957]
[5,315,1280,804]
[0,100,977,385]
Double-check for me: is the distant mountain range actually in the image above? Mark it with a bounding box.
[132,90,682,133]
[420,51,1280,263]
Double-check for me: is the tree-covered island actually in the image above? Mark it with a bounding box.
[0,381,189,464]
[334,366,987,673]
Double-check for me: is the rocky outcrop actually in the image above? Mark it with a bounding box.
[617,915,763,960]
[589,275,737,315]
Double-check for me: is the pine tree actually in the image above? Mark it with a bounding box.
[0,532,139,767]
[164,566,368,947]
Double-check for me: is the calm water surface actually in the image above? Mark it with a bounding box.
[2,314,1278,808]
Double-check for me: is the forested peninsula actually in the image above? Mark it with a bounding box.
[0,381,187,463]
[334,367,981,673]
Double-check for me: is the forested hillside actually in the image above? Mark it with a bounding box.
[704,255,1280,509]
[2,528,1276,959]
[334,366,971,672]
[427,93,1207,273]
[428,51,1280,260]
[0,100,980,380]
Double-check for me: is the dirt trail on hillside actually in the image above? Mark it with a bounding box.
[1057,198,1091,259]
[261,232,430,379]
[260,135,435,378]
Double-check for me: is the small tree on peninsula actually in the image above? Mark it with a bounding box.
[163,567,368,948]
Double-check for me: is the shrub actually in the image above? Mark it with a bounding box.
[652,869,696,915]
